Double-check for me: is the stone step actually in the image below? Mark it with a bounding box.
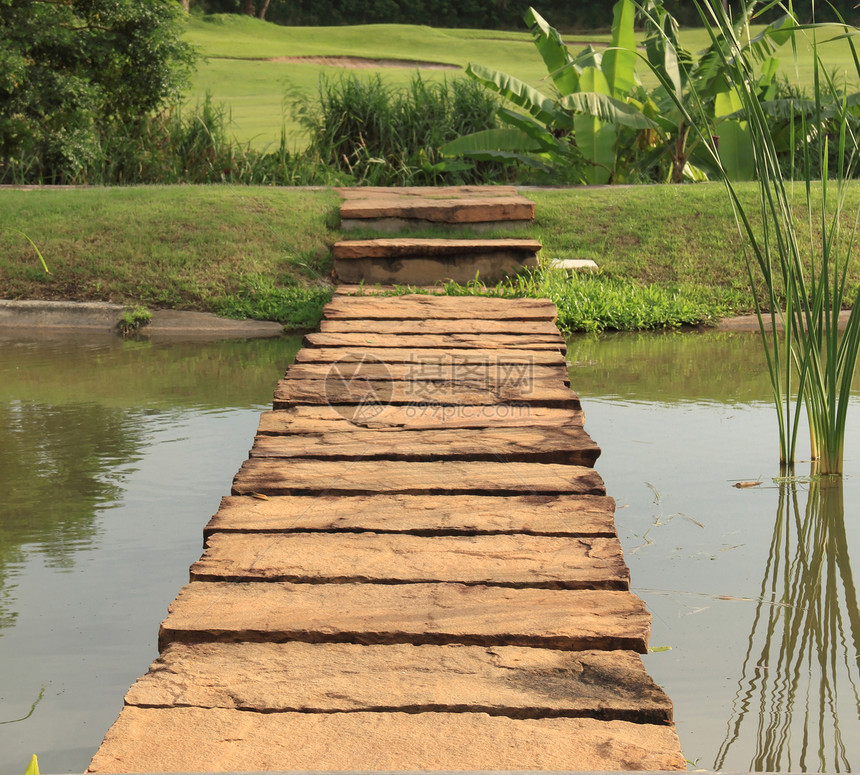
[157,582,651,653]
[232,459,605,497]
[333,238,541,284]
[203,494,618,538]
[338,185,535,231]
[319,317,565,335]
[281,360,571,387]
[303,331,566,351]
[190,533,627,589]
[88,707,685,772]
[126,642,672,723]
[248,425,600,465]
[295,347,566,366]
[257,404,585,432]
[322,293,557,320]
[272,378,578,409]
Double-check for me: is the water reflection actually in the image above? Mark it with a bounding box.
[715,477,860,772]
[0,335,302,638]
[0,402,143,633]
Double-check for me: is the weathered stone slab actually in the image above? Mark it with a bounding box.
[204,493,618,538]
[323,294,557,320]
[157,582,651,652]
[304,332,565,350]
[334,253,539,285]
[338,186,535,224]
[319,317,565,335]
[281,360,571,386]
[126,642,672,723]
[273,378,579,409]
[257,404,585,432]
[232,459,605,496]
[191,533,627,589]
[334,238,542,260]
[87,707,685,772]
[249,425,600,466]
[295,347,566,365]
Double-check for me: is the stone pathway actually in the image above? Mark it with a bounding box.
[87,187,683,772]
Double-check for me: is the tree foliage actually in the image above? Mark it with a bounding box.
[0,0,196,182]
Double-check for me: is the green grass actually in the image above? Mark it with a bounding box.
[4,183,859,332]
[185,14,860,149]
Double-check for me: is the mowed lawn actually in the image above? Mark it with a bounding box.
[185,13,860,149]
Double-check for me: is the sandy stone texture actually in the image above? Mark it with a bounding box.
[157,581,651,653]
[126,641,673,723]
[203,493,618,538]
[190,532,629,589]
[87,707,685,772]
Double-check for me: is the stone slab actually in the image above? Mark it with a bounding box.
[333,239,542,260]
[248,425,600,466]
[322,294,557,320]
[303,332,565,350]
[295,347,567,365]
[334,253,539,285]
[337,185,520,198]
[87,707,685,772]
[272,378,579,409]
[204,493,618,538]
[257,405,585,431]
[157,582,651,652]
[191,533,628,589]
[550,258,599,272]
[281,360,571,387]
[126,642,672,722]
[319,317,565,335]
[338,188,534,224]
[232,459,605,496]
[340,217,534,232]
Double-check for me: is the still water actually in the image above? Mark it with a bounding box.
[1,329,859,772]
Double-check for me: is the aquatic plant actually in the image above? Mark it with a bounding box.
[644,0,860,473]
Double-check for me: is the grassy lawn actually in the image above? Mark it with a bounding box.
[3,183,858,332]
[186,14,860,149]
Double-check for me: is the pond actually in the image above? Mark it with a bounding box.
[1,328,859,773]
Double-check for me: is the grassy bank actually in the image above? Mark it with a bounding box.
[2,183,858,332]
[186,14,860,150]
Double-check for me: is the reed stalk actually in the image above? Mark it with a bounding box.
[643,0,860,472]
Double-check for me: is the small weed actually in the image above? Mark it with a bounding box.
[117,305,152,336]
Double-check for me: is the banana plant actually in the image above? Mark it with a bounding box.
[442,0,796,184]
[442,0,652,184]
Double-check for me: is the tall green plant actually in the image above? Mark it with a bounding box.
[442,1,792,184]
[646,0,860,473]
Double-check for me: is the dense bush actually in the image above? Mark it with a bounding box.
[296,73,516,185]
[0,0,196,183]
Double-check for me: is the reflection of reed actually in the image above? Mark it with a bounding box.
[715,478,860,772]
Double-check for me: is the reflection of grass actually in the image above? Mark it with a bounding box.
[715,477,860,771]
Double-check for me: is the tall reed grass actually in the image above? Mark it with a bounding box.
[647,0,860,473]
[295,72,513,185]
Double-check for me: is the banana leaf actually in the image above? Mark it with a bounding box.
[525,6,579,96]
[604,0,638,99]
[465,63,573,130]
[559,92,658,129]
[574,68,616,184]
[441,128,545,156]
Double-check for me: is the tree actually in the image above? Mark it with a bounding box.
[241,0,275,19]
[0,0,196,182]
